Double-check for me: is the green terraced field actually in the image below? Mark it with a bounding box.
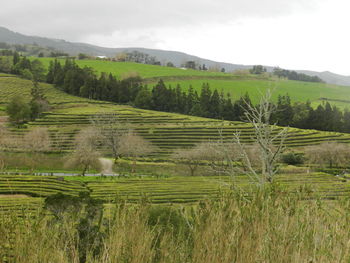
[0,173,349,211]
[85,172,350,202]
[0,196,44,215]
[0,175,86,197]
[20,106,350,155]
[2,75,350,157]
[0,75,93,105]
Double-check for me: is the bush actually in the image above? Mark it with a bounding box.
[147,206,190,237]
[6,96,31,125]
[281,151,305,165]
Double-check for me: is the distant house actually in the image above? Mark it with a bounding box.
[96,55,107,59]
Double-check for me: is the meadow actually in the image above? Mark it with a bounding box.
[35,58,230,79]
[164,78,350,107]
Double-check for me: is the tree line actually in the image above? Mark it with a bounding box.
[2,53,350,133]
[45,58,350,133]
[273,67,324,83]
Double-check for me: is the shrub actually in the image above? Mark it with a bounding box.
[281,151,305,165]
[6,96,31,125]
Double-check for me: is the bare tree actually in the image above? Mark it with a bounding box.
[222,90,288,184]
[22,127,51,172]
[305,142,350,168]
[172,142,220,176]
[118,131,155,173]
[65,127,100,176]
[91,113,129,163]
[23,127,51,153]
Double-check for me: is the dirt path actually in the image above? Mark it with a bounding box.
[99,158,114,174]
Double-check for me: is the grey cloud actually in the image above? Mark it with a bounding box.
[0,0,321,41]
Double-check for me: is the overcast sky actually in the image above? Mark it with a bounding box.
[1,0,350,75]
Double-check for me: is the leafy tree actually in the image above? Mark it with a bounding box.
[134,88,152,109]
[209,89,221,118]
[184,61,196,69]
[152,80,170,111]
[21,69,33,80]
[78,53,89,59]
[13,51,20,65]
[250,65,266,74]
[30,81,50,120]
[31,59,46,81]
[199,83,212,117]
[6,96,31,125]
[343,109,350,133]
[274,94,293,126]
[0,56,12,73]
[166,62,174,67]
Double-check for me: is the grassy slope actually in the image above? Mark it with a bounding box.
[164,79,350,107]
[0,75,91,105]
[33,57,350,109]
[36,58,229,79]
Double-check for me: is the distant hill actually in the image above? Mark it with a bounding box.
[1,26,350,86]
[296,70,350,87]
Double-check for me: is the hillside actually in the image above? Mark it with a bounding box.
[34,57,350,109]
[1,75,350,158]
[0,26,251,72]
[2,26,350,86]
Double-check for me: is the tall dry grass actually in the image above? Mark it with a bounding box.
[1,186,350,263]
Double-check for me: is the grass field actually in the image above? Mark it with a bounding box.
[164,79,350,107]
[35,58,231,79]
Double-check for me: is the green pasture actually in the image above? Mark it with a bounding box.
[164,79,350,107]
[35,58,231,79]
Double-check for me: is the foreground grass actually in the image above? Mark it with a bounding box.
[1,186,350,263]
